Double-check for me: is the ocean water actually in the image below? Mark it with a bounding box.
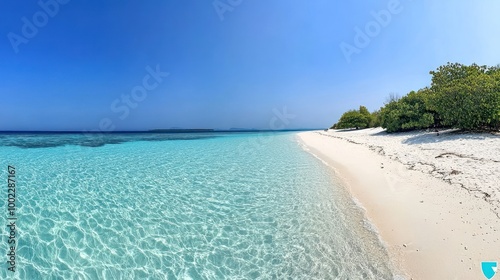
[0,132,395,279]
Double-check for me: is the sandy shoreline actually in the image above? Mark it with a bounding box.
[298,129,500,280]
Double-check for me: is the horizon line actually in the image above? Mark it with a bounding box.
[0,128,323,133]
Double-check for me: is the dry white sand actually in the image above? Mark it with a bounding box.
[298,128,500,280]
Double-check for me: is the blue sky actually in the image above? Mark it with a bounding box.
[1,0,500,131]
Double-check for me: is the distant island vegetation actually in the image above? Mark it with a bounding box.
[331,63,500,132]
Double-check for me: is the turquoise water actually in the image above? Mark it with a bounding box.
[0,132,394,279]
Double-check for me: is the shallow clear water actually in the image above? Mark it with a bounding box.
[0,132,394,279]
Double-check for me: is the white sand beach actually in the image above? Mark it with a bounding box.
[299,128,500,279]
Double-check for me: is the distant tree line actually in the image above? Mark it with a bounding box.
[331,63,500,132]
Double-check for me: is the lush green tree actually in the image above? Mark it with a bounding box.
[359,105,373,126]
[416,87,443,128]
[336,110,370,129]
[430,63,500,130]
[380,91,435,132]
[370,110,381,127]
[331,62,500,133]
[485,65,500,130]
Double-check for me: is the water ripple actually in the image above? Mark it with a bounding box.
[0,133,394,279]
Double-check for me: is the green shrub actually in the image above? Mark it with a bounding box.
[430,63,500,130]
[417,87,443,128]
[336,109,370,129]
[331,62,500,133]
[370,110,381,127]
[359,106,373,125]
[380,91,435,132]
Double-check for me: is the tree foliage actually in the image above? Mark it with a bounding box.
[331,62,500,132]
[333,106,381,130]
[336,107,371,129]
[430,63,500,130]
[380,90,435,132]
[370,110,381,127]
[359,105,372,125]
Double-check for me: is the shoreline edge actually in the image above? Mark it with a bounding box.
[298,130,500,280]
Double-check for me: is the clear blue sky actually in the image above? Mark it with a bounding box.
[1,0,500,131]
